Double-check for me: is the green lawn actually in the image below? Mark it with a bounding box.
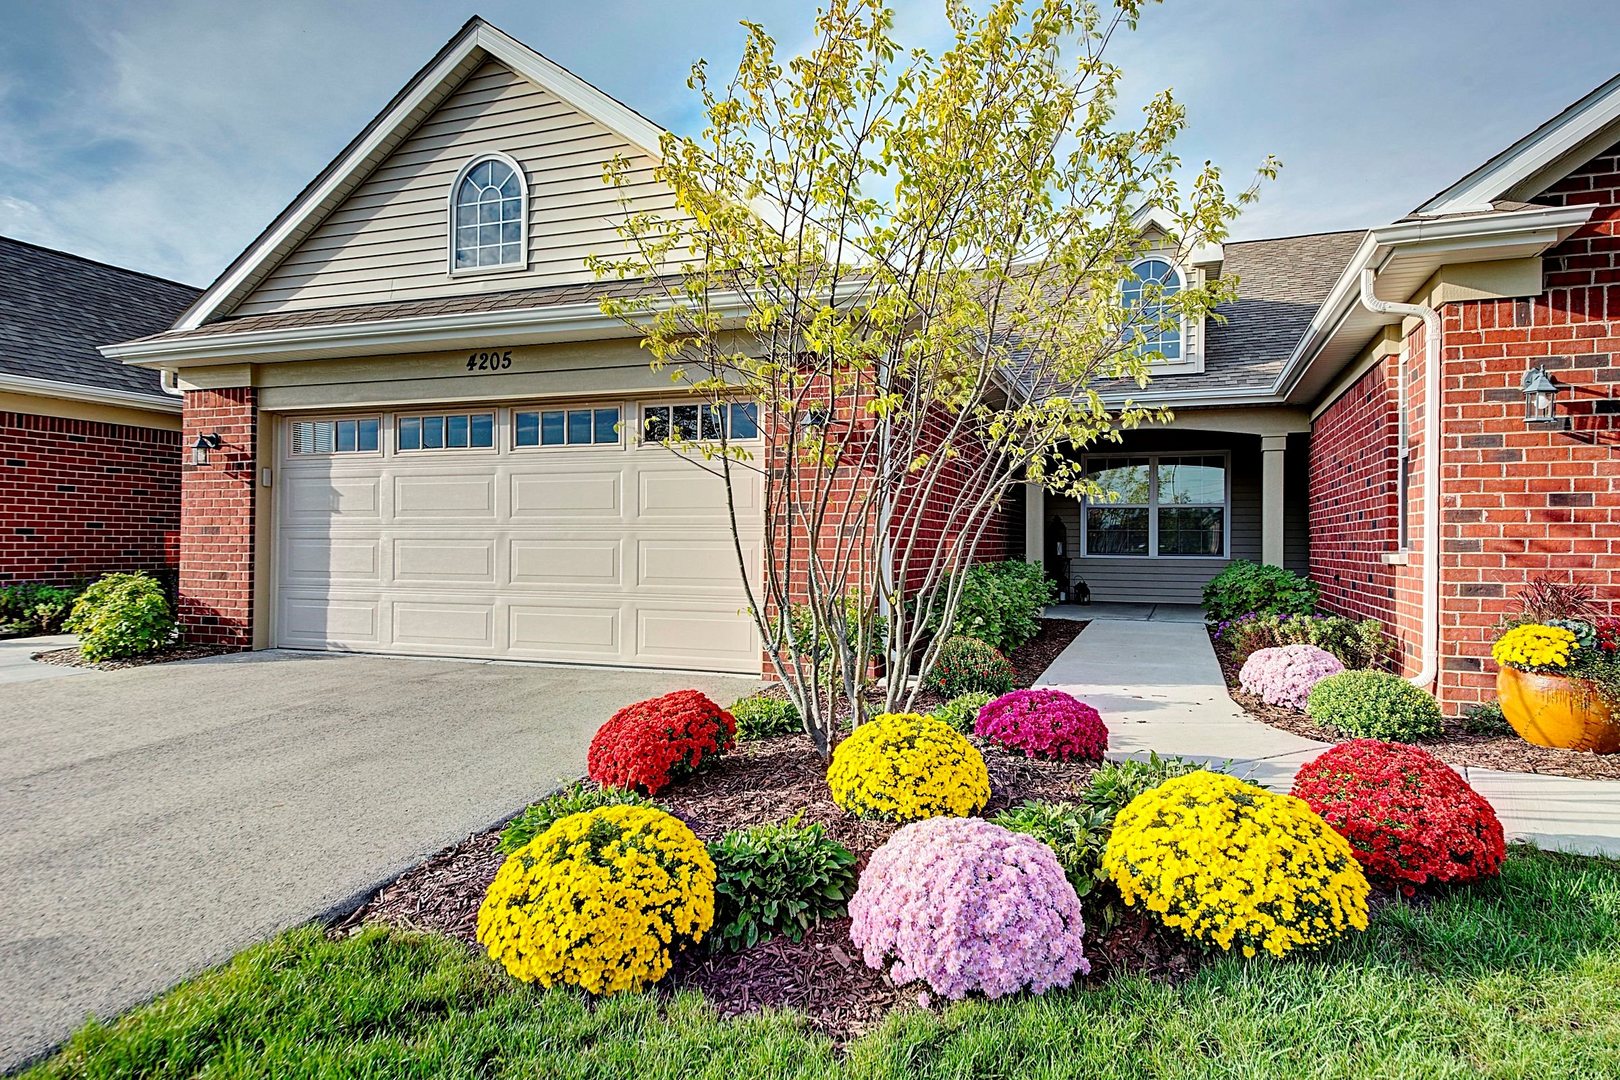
[27,846,1620,1080]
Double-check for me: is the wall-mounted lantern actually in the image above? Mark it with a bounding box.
[1521,366,1568,429]
[191,432,223,465]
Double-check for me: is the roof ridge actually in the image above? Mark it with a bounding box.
[1224,227,1368,247]
[0,234,201,292]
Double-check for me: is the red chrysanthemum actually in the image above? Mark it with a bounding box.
[973,689,1107,762]
[1292,739,1505,891]
[586,690,736,795]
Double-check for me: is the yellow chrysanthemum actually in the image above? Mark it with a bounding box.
[827,713,990,821]
[1102,772,1370,958]
[475,804,714,994]
[1491,623,1576,671]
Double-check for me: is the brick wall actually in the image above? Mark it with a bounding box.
[0,410,180,585]
[179,388,257,648]
[1432,148,1620,706]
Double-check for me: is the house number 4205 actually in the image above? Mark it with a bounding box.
[466,350,513,371]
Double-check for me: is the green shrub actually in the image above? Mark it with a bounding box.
[1202,561,1319,623]
[1306,670,1443,741]
[922,636,1015,697]
[708,818,857,952]
[1229,612,1388,670]
[498,782,653,854]
[64,573,173,661]
[0,581,82,634]
[1460,700,1513,736]
[992,800,1114,912]
[929,691,992,733]
[942,560,1055,653]
[729,693,801,740]
[1080,752,1210,817]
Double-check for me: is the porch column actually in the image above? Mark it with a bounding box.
[1261,435,1286,566]
[1024,482,1044,565]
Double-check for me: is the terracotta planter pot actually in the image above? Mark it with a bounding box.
[1496,667,1620,754]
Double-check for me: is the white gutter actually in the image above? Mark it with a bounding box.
[0,370,181,413]
[1357,268,1441,691]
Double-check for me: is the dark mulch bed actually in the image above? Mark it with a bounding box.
[340,723,1201,1042]
[1010,617,1087,686]
[1209,628,1620,782]
[31,643,232,670]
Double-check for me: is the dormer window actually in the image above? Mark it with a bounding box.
[1123,258,1182,361]
[450,153,526,273]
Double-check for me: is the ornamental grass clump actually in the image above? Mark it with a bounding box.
[1103,772,1370,957]
[827,713,989,821]
[1292,740,1505,891]
[1305,670,1443,741]
[849,817,1090,1000]
[476,804,714,994]
[586,690,736,795]
[974,689,1107,761]
[1238,644,1345,709]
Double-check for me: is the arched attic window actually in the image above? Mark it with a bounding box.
[450,153,527,273]
[1122,257,1182,361]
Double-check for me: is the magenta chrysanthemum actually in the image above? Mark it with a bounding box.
[973,689,1107,761]
[848,817,1090,1000]
[1238,644,1344,709]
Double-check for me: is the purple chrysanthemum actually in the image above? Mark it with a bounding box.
[1239,644,1344,709]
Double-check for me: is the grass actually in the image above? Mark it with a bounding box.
[26,846,1620,1079]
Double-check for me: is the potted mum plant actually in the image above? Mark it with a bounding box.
[1490,579,1620,753]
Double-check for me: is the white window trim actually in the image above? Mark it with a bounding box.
[511,403,625,451]
[1123,257,1189,366]
[447,151,529,278]
[1079,451,1232,559]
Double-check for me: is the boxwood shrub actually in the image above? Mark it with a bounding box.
[1305,670,1443,741]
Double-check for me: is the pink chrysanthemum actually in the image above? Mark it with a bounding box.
[848,817,1090,1000]
[973,689,1107,761]
[1239,644,1344,709]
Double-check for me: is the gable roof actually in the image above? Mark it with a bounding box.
[1414,72,1620,217]
[0,236,198,402]
[176,17,671,331]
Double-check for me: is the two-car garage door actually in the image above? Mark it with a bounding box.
[273,401,763,672]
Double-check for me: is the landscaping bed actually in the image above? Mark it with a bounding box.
[340,730,1194,1040]
[1209,627,1620,781]
[31,642,231,670]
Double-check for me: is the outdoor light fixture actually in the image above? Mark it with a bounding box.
[1521,366,1568,429]
[798,408,831,429]
[191,432,223,465]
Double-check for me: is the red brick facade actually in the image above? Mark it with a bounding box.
[0,410,180,585]
[1311,145,1620,712]
[178,388,258,648]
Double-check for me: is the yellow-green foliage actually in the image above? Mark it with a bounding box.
[475,805,714,994]
[827,713,989,822]
[1103,772,1370,957]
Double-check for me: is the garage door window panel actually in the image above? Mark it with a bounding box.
[291,418,380,456]
[398,412,495,452]
[514,406,621,448]
[641,402,762,445]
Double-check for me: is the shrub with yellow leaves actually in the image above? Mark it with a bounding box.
[827,713,990,822]
[1102,771,1370,957]
[475,804,715,994]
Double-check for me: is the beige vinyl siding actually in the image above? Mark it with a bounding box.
[235,61,682,316]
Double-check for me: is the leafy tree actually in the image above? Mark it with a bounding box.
[591,0,1273,757]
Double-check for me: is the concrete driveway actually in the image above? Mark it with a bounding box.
[0,649,756,1071]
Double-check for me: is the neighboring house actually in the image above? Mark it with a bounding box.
[0,237,198,587]
[104,18,1618,713]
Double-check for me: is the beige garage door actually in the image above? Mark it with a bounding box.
[273,401,763,672]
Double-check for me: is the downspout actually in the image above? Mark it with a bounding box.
[160,369,184,397]
[1357,268,1441,691]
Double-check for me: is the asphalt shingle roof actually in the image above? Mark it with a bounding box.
[0,237,200,398]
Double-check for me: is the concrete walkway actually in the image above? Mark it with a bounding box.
[0,649,755,1071]
[0,635,91,684]
[1036,619,1620,859]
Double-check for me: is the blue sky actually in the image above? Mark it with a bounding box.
[2,0,1617,287]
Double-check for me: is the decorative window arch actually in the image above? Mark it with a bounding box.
[1122,257,1182,361]
[449,152,527,273]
